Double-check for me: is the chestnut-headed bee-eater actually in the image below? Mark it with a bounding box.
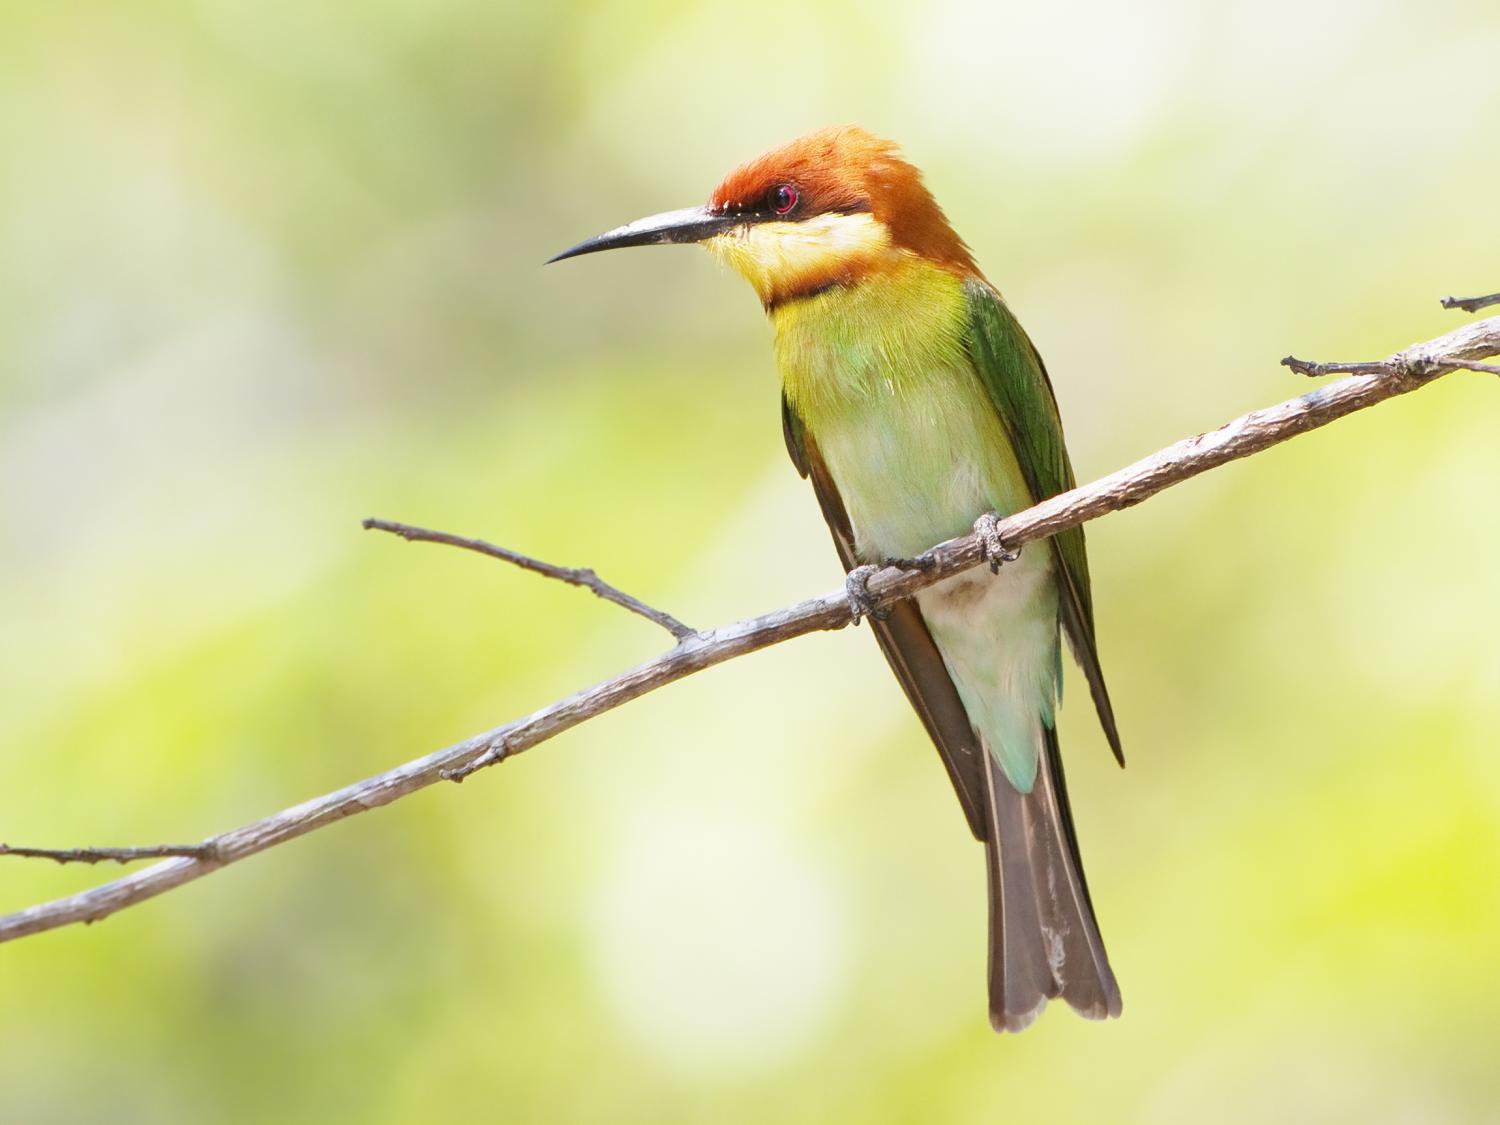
[549,126,1124,1032]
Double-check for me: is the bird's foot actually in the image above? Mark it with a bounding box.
[844,564,890,625]
[973,512,1020,574]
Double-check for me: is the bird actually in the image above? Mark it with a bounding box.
[548,125,1124,1032]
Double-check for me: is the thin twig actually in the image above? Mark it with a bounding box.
[1441,291,1500,314]
[0,843,218,865]
[1282,357,1389,377]
[0,306,1494,945]
[1284,356,1500,379]
[361,517,697,641]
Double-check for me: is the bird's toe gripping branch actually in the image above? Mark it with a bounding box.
[844,564,890,626]
[973,511,1020,574]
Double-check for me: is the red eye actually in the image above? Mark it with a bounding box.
[770,184,798,215]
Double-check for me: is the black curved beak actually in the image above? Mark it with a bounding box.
[546,206,742,264]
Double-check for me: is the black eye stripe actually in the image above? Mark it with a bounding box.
[712,195,870,222]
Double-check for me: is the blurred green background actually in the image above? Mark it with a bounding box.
[3,1,1498,1121]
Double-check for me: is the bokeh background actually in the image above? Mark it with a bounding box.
[3,1,1498,1121]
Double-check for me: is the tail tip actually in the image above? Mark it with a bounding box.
[989,995,1049,1034]
[988,991,1122,1033]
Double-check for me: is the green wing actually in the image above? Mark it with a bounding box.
[962,277,1124,766]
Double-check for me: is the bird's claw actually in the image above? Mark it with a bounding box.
[845,564,889,625]
[973,512,1020,574]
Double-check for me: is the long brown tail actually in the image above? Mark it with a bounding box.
[984,724,1122,1032]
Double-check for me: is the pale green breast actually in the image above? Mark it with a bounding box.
[772,262,1035,561]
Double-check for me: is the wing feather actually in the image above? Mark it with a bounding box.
[961,278,1124,766]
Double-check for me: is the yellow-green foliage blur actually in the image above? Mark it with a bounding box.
[2,2,1498,1122]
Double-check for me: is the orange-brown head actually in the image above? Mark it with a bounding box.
[549,126,977,307]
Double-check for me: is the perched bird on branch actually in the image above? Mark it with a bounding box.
[550,125,1125,1032]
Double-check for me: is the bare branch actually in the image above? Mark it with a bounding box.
[361,517,697,641]
[0,306,1494,945]
[1281,357,1390,377]
[1441,291,1500,314]
[0,843,218,865]
[1283,355,1500,378]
